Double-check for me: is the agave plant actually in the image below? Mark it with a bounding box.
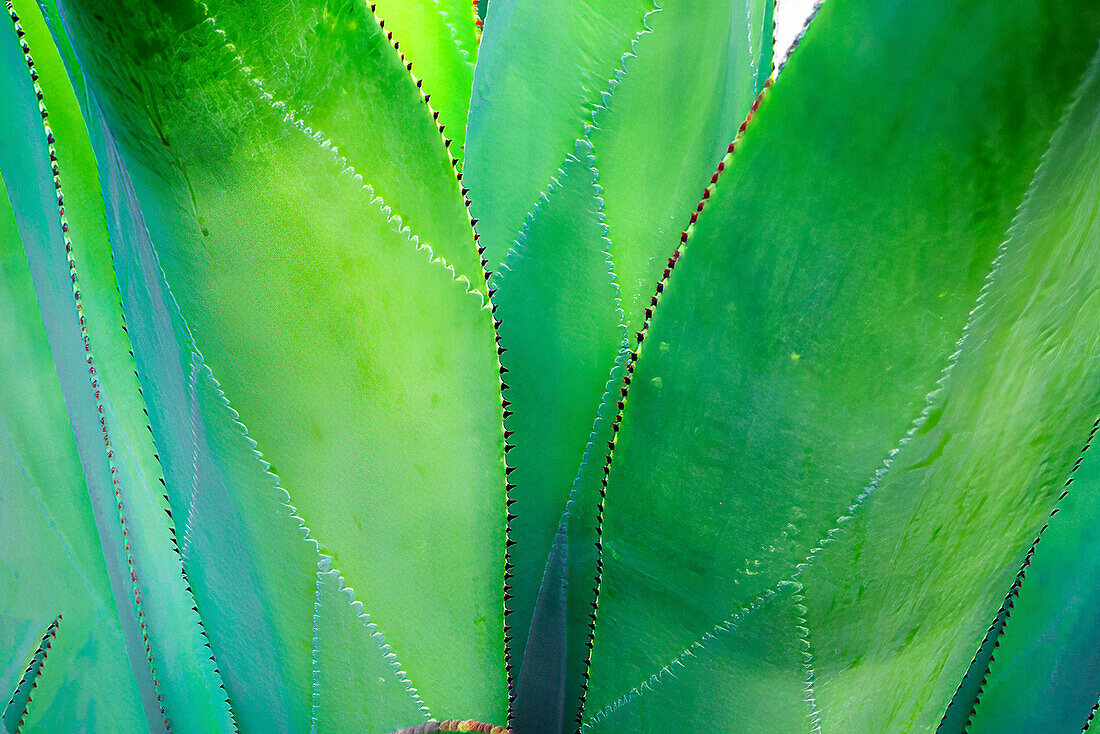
[3,0,1100,730]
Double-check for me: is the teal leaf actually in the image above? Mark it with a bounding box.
[589,0,771,336]
[313,558,431,732]
[0,3,233,728]
[84,97,321,731]
[0,159,146,733]
[60,0,508,720]
[464,0,651,270]
[955,48,1100,733]
[491,139,625,728]
[2,616,59,734]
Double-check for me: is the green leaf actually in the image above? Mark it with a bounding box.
[583,583,811,732]
[799,41,1100,734]
[313,559,431,732]
[590,0,771,335]
[0,3,233,729]
[102,0,479,290]
[368,0,478,159]
[464,0,652,271]
[83,96,321,731]
[0,156,146,733]
[484,1,774,725]
[61,0,508,720]
[491,139,625,728]
[953,49,1100,733]
[2,616,60,734]
[583,0,1100,728]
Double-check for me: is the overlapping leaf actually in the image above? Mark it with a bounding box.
[583,0,1100,729]
[58,0,508,722]
[1,3,232,728]
[954,50,1100,731]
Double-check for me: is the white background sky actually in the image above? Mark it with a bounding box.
[774,0,821,65]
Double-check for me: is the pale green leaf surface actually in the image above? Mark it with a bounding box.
[0,4,232,729]
[491,139,625,728]
[84,98,321,732]
[369,0,478,158]
[0,172,146,733]
[464,0,651,270]
[82,0,480,290]
[591,0,770,335]
[583,583,810,733]
[314,560,430,732]
[61,2,508,719]
[585,0,1100,726]
[91,85,459,730]
[801,38,1100,734]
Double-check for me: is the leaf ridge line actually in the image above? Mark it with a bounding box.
[491,139,628,728]
[179,350,202,563]
[584,150,1006,723]
[581,585,792,728]
[576,76,773,728]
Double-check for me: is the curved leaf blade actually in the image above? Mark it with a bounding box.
[584,0,1100,727]
[0,4,233,728]
[60,1,509,719]
[958,51,1100,732]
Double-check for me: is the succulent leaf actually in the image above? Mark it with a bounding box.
[490,139,625,731]
[84,100,321,731]
[313,558,432,731]
[54,0,507,722]
[0,167,147,731]
[464,0,652,271]
[584,0,1100,729]
[589,0,771,336]
[367,0,478,158]
[953,48,1100,732]
[1,3,234,728]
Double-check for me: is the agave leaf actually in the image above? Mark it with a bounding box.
[313,558,432,732]
[949,53,1100,732]
[483,0,774,725]
[368,0,479,158]
[799,36,1100,731]
[0,173,148,734]
[0,4,234,729]
[583,0,1100,728]
[2,616,60,733]
[59,0,508,720]
[590,0,771,336]
[490,139,625,728]
[584,583,811,733]
[963,447,1100,734]
[80,95,321,731]
[464,0,652,270]
[85,0,481,291]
